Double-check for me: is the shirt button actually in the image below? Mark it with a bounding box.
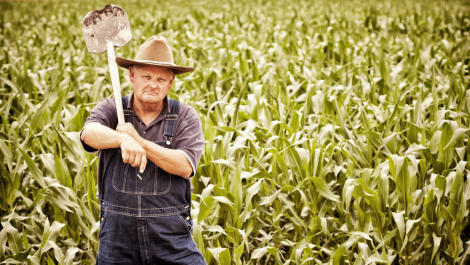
[143,131,146,134]
[186,216,190,220]
[101,218,104,221]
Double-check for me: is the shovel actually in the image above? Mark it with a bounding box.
[82,5,132,125]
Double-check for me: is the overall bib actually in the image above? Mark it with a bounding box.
[97,96,206,265]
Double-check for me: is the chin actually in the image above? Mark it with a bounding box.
[141,96,161,104]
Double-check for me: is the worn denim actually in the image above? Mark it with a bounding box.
[96,97,206,265]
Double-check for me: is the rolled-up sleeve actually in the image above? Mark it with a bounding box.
[80,98,118,153]
[174,107,205,177]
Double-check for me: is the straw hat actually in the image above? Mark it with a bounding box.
[116,36,194,75]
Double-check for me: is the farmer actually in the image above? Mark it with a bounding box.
[80,36,206,264]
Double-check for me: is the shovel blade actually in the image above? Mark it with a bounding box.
[82,5,132,53]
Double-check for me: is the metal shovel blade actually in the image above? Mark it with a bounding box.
[82,5,132,53]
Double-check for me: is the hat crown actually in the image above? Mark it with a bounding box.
[115,36,194,74]
[135,36,174,64]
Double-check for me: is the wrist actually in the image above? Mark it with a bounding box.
[119,133,131,145]
[138,137,148,149]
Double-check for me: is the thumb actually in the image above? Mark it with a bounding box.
[139,154,147,173]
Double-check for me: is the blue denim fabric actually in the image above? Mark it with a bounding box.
[96,209,205,265]
[97,97,206,264]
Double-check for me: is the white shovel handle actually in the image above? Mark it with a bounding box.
[107,41,125,125]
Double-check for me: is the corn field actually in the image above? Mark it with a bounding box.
[1,0,470,264]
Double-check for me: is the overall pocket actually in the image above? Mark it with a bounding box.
[112,141,172,195]
[98,209,108,238]
[177,212,193,234]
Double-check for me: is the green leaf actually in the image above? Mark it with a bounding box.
[62,247,80,265]
[354,250,363,265]
[22,226,29,250]
[259,190,282,205]
[429,131,441,154]
[286,146,307,181]
[251,247,268,259]
[245,178,264,205]
[388,155,405,180]
[54,151,72,188]
[392,211,406,240]
[208,247,230,265]
[431,233,441,264]
[309,177,340,202]
[219,248,231,265]
[198,196,216,221]
[5,224,22,255]
[444,128,468,150]
[332,245,345,265]
[458,240,470,265]
[12,247,31,262]
[30,101,48,131]
[438,122,455,169]
[17,146,47,188]
[449,161,466,219]
[212,196,234,206]
[0,258,23,264]
[0,140,13,172]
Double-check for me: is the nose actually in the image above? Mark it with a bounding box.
[149,80,158,88]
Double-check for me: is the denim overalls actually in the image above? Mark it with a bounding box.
[96,96,206,265]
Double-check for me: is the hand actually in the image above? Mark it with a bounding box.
[117,123,142,143]
[119,134,147,173]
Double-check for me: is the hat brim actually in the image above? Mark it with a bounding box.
[115,57,194,75]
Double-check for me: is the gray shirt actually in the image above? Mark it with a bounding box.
[80,93,205,199]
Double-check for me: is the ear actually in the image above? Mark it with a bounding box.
[129,67,135,83]
[169,74,175,89]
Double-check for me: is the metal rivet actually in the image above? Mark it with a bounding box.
[101,218,104,221]
[186,216,190,220]
[143,131,146,134]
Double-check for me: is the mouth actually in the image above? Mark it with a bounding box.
[144,91,159,96]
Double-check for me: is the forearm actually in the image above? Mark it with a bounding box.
[81,123,126,150]
[140,139,193,179]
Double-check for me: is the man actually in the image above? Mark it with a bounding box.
[80,36,206,264]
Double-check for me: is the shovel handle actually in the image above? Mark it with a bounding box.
[107,41,125,125]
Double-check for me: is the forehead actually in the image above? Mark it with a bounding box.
[135,65,173,76]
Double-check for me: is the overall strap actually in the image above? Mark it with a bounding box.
[122,94,132,122]
[100,95,132,202]
[163,98,180,145]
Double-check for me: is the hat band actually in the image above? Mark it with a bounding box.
[133,60,177,66]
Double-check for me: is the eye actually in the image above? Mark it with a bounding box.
[158,78,165,82]
[143,76,150,79]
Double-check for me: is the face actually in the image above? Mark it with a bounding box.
[129,64,174,106]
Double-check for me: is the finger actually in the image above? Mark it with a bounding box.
[117,126,129,134]
[139,154,147,173]
[122,149,129,163]
[117,123,131,131]
[128,151,136,165]
[116,123,126,130]
[133,153,141,168]
[124,123,134,130]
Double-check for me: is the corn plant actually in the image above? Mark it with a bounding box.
[1,0,470,264]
